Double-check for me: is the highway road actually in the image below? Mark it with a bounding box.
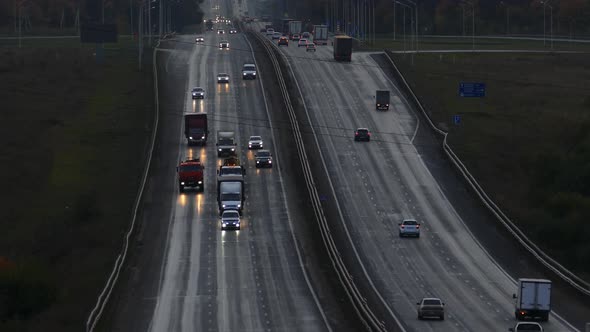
[252,22,580,332]
[101,2,356,331]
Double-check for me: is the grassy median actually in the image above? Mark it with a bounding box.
[0,39,153,331]
[391,51,590,277]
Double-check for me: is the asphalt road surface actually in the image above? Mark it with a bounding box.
[254,22,580,332]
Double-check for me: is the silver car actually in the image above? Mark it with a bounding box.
[217,73,230,83]
[509,322,544,332]
[191,87,204,99]
[248,136,263,149]
[399,219,420,238]
[221,209,241,230]
[195,36,204,43]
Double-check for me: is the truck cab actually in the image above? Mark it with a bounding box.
[217,131,236,157]
[376,90,390,110]
[177,158,204,192]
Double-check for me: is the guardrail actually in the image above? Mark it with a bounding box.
[383,50,590,297]
[247,27,387,331]
[85,40,162,332]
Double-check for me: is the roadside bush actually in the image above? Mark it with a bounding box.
[0,260,56,321]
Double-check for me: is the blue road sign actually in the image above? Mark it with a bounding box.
[453,115,461,125]
[459,82,486,97]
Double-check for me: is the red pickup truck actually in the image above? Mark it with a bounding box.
[177,158,204,192]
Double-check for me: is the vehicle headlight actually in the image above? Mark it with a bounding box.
[252,73,256,75]
[180,182,185,185]
[223,222,227,226]
[256,160,260,163]
[237,204,241,208]
[192,92,196,95]
[249,144,252,147]
[222,204,226,208]
[189,136,193,139]
[218,148,222,151]
[231,148,235,151]
[201,135,205,139]
[198,181,202,184]
[269,160,272,163]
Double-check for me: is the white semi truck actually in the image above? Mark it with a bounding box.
[513,278,552,321]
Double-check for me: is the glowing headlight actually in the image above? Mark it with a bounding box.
[256,160,260,163]
[231,148,235,151]
[198,181,202,184]
[222,204,226,208]
[189,136,193,139]
[223,222,227,226]
[201,135,205,139]
[180,182,185,185]
[269,160,272,163]
[218,148,222,151]
[237,204,241,208]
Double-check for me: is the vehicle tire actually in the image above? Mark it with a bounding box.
[542,313,549,322]
[440,314,444,320]
[417,313,422,320]
[416,234,420,238]
[199,186,204,192]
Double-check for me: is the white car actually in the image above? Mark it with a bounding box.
[266,28,275,36]
[248,136,263,149]
[219,40,229,49]
[191,87,204,99]
[272,32,281,40]
[217,73,230,83]
[221,209,241,230]
[399,219,420,238]
[298,39,308,47]
[509,322,544,332]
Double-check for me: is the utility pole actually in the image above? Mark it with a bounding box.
[393,0,396,41]
[549,4,553,49]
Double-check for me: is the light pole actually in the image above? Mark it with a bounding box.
[541,0,551,47]
[500,1,509,35]
[548,4,553,49]
[461,0,475,50]
[400,0,418,53]
[395,1,412,52]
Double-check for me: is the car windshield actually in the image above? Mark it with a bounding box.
[218,73,228,77]
[257,151,270,157]
[250,136,261,141]
[244,66,255,70]
[403,220,418,225]
[219,138,233,145]
[423,299,441,305]
[192,88,202,92]
[223,211,239,219]
[517,323,542,331]
[357,130,368,134]
[179,165,202,172]
[220,167,242,175]
[221,193,241,201]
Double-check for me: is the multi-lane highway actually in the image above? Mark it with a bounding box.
[251,21,579,332]
[98,0,590,331]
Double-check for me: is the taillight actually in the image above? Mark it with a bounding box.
[416,225,420,228]
[368,133,371,136]
[400,225,404,229]
[355,132,359,136]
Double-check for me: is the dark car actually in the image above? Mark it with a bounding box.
[255,150,273,168]
[354,128,371,141]
[220,209,241,230]
[306,43,316,52]
[278,36,289,46]
[417,298,445,320]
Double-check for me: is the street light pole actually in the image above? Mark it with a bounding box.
[549,4,553,49]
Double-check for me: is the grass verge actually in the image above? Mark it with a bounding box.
[391,51,590,278]
[367,35,590,52]
[0,38,153,331]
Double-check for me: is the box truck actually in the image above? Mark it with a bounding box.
[513,278,552,321]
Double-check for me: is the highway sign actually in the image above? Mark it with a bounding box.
[459,82,486,97]
[453,115,461,125]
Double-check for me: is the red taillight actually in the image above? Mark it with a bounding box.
[368,133,371,136]
[355,132,359,136]
[416,224,420,228]
[400,225,405,229]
